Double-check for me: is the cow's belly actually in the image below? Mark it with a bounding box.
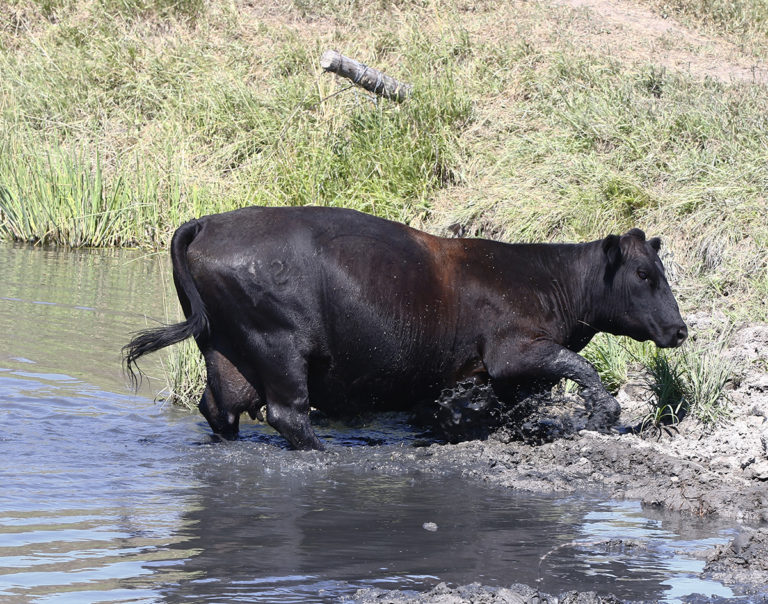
[308,310,457,415]
[306,363,448,416]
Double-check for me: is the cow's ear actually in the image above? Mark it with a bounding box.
[649,237,662,252]
[624,228,646,241]
[602,234,622,267]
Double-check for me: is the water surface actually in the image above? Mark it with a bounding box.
[0,243,757,603]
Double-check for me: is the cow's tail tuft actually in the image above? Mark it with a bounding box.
[123,219,209,390]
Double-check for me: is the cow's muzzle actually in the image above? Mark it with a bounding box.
[666,323,688,348]
[653,322,688,348]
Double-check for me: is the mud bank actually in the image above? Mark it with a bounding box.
[342,323,768,600]
[352,581,623,603]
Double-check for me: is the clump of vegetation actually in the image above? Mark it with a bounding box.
[578,333,732,432]
[639,343,733,431]
[640,351,688,431]
[158,338,206,410]
[0,145,140,246]
[580,334,653,395]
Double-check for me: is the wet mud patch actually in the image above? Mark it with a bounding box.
[418,380,590,446]
[705,528,768,590]
[352,581,623,603]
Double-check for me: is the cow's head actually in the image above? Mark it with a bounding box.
[598,228,687,348]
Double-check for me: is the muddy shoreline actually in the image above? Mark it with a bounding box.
[345,323,768,601]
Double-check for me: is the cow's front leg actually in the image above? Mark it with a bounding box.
[485,343,620,432]
[545,348,621,431]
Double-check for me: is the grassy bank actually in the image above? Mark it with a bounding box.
[2,0,765,415]
[1,0,472,245]
[2,0,765,317]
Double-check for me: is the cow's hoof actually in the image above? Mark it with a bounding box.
[584,421,612,434]
[585,397,621,433]
[211,430,239,442]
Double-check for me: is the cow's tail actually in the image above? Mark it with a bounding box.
[123,219,210,390]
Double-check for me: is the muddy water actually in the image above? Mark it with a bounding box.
[0,243,748,602]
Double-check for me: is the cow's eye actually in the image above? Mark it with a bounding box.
[637,269,648,281]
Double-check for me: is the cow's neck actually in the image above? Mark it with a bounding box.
[534,240,603,353]
[571,239,615,350]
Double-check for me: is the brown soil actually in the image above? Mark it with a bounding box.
[554,0,767,84]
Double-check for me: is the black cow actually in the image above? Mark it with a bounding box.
[124,206,687,449]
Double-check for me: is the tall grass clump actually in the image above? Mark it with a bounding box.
[640,344,733,430]
[641,352,688,429]
[580,334,654,395]
[576,334,732,431]
[158,338,206,410]
[0,142,141,246]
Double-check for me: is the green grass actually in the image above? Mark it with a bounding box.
[0,1,472,246]
[560,333,734,433]
[577,333,732,431]
[0,140,141,246]
[157,338,206,410]
[639,343,733,430]
[580,334,655,395]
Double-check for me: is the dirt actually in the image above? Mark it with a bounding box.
[554,0,768,85]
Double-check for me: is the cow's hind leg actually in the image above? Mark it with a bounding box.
[198,349,261,440]
[199,386,240,440]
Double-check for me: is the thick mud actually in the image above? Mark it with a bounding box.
[348,322,768,601]
[353,581,623,603]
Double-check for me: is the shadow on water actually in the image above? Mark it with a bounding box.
[0,244,755,602]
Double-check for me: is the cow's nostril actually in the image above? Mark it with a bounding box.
[676,325,688,345]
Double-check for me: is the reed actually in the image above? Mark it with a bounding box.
[0,141,132,246]
[157,338,206,411]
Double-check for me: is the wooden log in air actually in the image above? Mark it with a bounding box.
[320,50,412,102]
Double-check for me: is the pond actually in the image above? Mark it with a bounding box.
[0,243,751,602]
